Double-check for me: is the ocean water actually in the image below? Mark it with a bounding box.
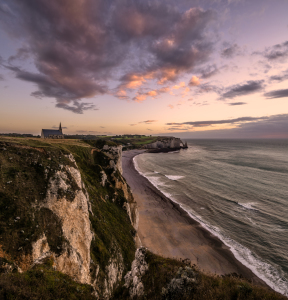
[134,139,288,296]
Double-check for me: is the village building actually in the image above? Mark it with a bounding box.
[41,123,64,139]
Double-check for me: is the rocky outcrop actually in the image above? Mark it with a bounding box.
[144,137,182,150]
[102,145,123,174]
[161,266,197,299]
[33,157,93,285]
[124,247,149,298]
[103,247,125,299]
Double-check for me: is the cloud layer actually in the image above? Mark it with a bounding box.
[165,114,288,139]
[0,0,216,113]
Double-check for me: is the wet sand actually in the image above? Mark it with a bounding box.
[122,149,266,286]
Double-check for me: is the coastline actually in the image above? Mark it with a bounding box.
[122,149,267,287]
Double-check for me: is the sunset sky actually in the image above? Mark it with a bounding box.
[0,0,288,138]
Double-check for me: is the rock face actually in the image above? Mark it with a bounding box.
[124,247,149,298]
[101,144,139,234]
[144,137,182,149]
[102,145,123,174]
[161,266,197,299]
[33,156,93,285]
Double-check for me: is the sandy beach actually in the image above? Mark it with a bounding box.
[122,149,266,286]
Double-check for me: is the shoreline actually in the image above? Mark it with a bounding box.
[122,149,268,288]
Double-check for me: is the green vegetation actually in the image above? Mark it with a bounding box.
[0,258,95,300]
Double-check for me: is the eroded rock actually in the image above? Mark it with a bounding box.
[124,247,148,298]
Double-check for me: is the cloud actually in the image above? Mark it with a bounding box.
[52,125,68,129]
[196,83,222,94]
[168,104,174,109]
[255,40,288,61]
[264,89,288,99]
[166,116,267,127]
[189,76,201,86]
[0,0,216,111]
[191,100,208,106]
[199,64,219,78]
[132,85,170,102]
[0,74,4,81]
[3,65,106,112]
[139,120,157,124]
[8,47,30,64]
[167,127,191,131]
[269,69,288,83]
[221,80,264,99]
[228,102,247,106]
[221,43,242,58]
[56,101,98,114]
[76,130,112,134]
[130,124,137,126]
[172,82,186,89]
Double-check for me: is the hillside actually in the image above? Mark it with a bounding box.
[0,137,286,299]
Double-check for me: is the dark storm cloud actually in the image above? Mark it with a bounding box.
[264,89,288,99]
[255,40,288,61]
[166,116,267,127]
[221,80,264,99]
[0,0,217,110]
[221,43,242,58]
[228,102,247,106]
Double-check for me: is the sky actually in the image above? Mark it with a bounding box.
[0,0,288,138]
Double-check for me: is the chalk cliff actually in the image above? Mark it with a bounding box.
[0,139,138,298]
[144,137,184,150]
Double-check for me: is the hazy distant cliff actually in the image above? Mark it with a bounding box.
[143,137,183,150]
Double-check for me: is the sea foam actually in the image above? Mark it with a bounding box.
[165,175,184,180]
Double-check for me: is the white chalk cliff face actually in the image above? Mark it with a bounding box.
[145,137,181,149]
[30,147,139,298]
[32,155,93,285]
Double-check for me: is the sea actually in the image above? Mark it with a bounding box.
[133,139,288,296]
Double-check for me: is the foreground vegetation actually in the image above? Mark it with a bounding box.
[0,257,95,300]
[116,251,287,300]
[1,252,286,300]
